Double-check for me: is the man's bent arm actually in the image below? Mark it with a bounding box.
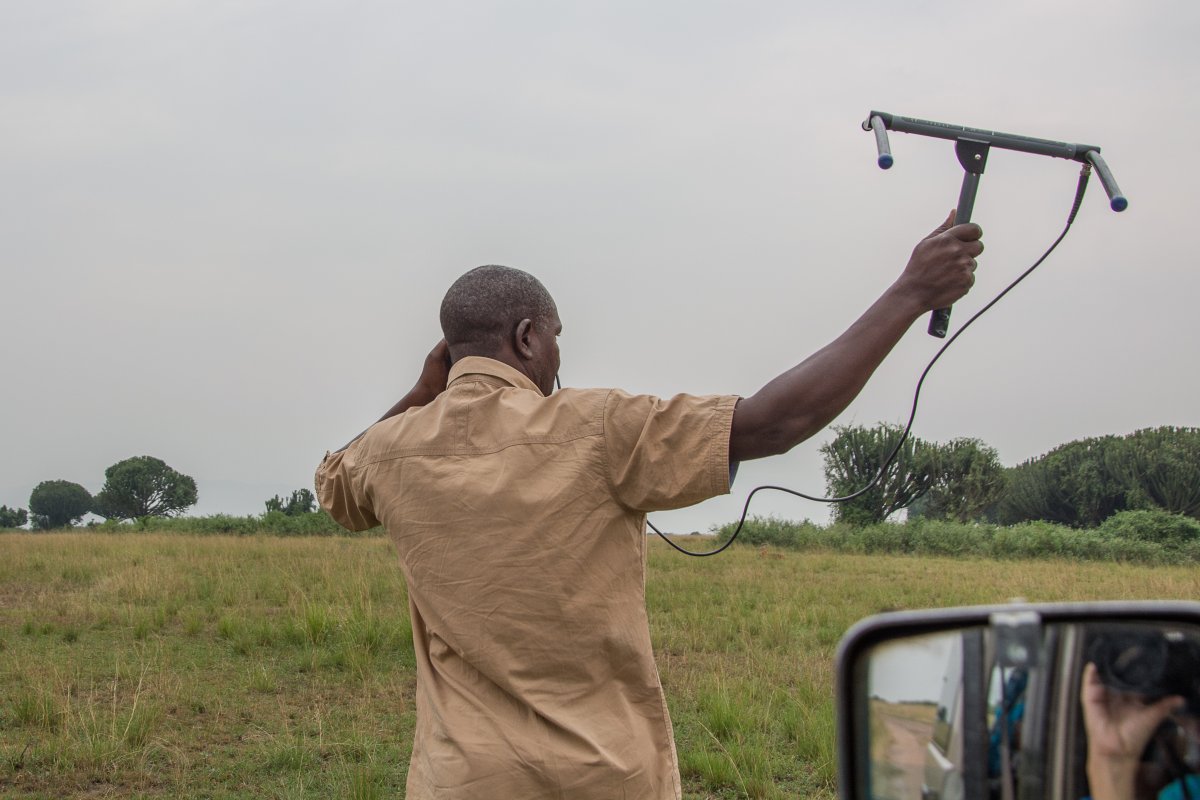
[729,214,983,463]
[317,339,453,529]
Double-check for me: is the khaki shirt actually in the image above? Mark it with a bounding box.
[316,357,737,799]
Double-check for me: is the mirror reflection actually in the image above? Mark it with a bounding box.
[860,620,1200,800]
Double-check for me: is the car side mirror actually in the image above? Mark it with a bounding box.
[834,602,1200,800]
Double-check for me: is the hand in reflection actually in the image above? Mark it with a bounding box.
[1081,661,1186,800]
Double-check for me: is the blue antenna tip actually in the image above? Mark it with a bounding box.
[878,154,894,170]
[1111,196,1128,212]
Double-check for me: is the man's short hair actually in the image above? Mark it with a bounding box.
[440,265,557,354]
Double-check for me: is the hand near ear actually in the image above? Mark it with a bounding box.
[377,340,452,423]
[417,339,453,398]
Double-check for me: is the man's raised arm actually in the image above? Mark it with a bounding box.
[729,213,983,463]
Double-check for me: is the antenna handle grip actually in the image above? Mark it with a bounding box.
[928,176,980,337]
[928,308,952,338]
[1086,150,1128,212]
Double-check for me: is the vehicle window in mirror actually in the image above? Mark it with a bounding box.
[867,629,970,800]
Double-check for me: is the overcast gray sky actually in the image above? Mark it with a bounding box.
[4,1,1197,533]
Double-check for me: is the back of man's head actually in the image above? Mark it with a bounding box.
[440,265,557,357]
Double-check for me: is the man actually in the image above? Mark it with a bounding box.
[316,212,983,799]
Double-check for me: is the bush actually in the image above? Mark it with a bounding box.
[110,511,374,537]
[264,489,317,517]
[0,505,28,529]
[709,516,1198,565]
[257,510,350,536]
[1096,509,1200,549]
[135,514,263,536]
[715,516,823,549]
[992,521,1091,561]
[903,518,992,557]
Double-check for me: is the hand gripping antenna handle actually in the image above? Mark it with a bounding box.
[930,138,988,338]
[928,192,978,337]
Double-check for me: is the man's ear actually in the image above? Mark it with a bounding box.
[513,318,535,360]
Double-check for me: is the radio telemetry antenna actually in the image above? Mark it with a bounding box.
[863,111,1128,337]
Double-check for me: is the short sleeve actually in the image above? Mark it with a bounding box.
[602,390,738,512]
[314,446,381,532]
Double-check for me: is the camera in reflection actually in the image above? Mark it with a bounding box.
[1088,627,1200,713]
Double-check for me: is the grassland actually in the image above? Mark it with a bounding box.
[2,532,1198,799]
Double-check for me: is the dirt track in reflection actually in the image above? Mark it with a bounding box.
[871,702,935,800]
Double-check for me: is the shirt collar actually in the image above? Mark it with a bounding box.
[448,356,543,396]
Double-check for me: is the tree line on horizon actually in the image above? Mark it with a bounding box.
[3,426,1197,533]
[0,460,323,532]
[0,455,198,530]
[822,424,1200,529]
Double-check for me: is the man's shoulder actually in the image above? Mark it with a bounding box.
[596,387,739,413]
[592,388,740,443]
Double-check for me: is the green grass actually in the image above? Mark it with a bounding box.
[2,532,1199,798]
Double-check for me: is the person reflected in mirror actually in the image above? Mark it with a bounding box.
[1081,662,1191,800]
[989,667,1028,797]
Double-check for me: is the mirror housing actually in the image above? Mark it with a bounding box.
[835,601,1200,800]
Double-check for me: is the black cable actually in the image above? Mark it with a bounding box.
[652,164,1093,557]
